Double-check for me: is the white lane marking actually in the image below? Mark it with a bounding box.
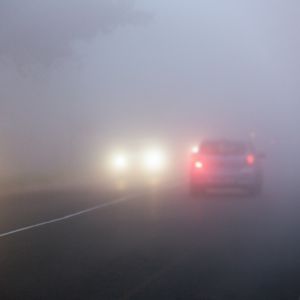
[0,194,137,238]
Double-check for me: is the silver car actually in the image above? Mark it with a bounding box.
[190,139,264,196]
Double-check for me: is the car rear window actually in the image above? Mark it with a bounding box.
[201,141,246,155]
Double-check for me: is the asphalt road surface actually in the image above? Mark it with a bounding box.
[0,180,300,300]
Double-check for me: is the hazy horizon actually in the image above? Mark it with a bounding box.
[0,0,299,182]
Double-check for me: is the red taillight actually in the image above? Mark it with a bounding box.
[195,161,203,169]
[246,154,255,165]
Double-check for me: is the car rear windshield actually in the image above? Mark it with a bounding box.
[201,141,246,155]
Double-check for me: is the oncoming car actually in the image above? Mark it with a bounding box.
[190,139,264,196]
[107,145,169,186]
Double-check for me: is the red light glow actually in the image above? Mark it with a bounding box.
[246,154,255,165]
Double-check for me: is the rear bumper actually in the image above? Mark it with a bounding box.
[190,172,260,188]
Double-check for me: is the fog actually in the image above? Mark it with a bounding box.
[0,0,299,186]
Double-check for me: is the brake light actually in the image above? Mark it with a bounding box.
[246,154,255,165]
[195,161,203,169]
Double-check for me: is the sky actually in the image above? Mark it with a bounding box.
[0,0,299,179]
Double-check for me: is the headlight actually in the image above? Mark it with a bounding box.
[142,148,167,172]
[111,153,129,171]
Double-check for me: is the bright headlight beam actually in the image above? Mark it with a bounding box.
[142,149,166,172]
[112,154,129,170]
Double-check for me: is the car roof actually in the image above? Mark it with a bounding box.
[200,139,254,149]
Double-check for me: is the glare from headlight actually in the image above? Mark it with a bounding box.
[112,154,129,171]
[142,148,167,172]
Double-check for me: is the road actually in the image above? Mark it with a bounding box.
[0,181,299,300]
